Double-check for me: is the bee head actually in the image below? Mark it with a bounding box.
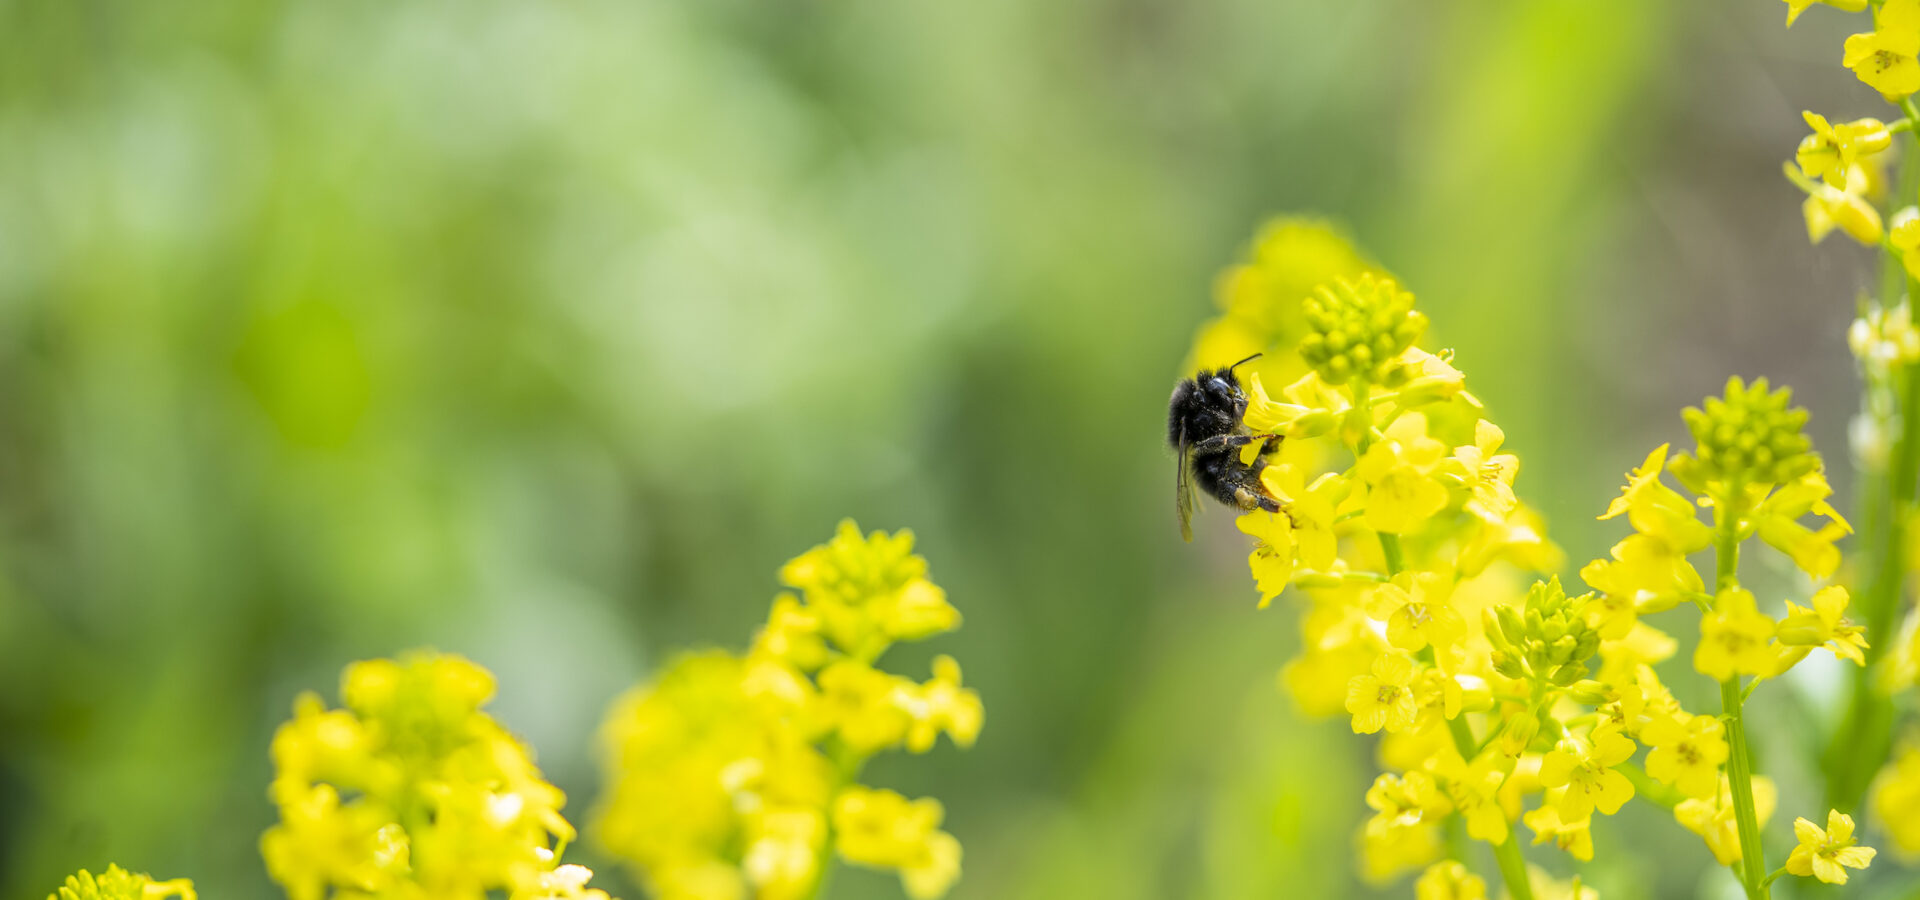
[1202,353,1262,405]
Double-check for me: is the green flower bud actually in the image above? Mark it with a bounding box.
[1298,274,1427,387]
[1672,376,1818,489]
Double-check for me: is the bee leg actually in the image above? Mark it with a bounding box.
[1233,486,1281,513]
[1188,433,1266,454]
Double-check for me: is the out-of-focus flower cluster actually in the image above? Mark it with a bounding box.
[594,520,981,900]
[46,865,195,900]
[1190,220,1877,897]
[261,652,613,900]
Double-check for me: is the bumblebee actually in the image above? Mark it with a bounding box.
[1167,353,1282,541]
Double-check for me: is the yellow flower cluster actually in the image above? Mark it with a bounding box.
[594,520,981,900]
[46,865,194,900]
[261,652,613,900]
[1192,220,1878,898]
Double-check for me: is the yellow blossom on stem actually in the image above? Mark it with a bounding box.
[1693,588,1777,682]
[1796,112,1891,187]
[901,655,984,753]
[1783,0,1868,27]
[1538,723,1636,820]
[1844,0,1920,97]
[1415,861,1487,900]
[1580,533,1705,638]
[1346,652,1420,734]
[1597,444,1711,553]
[1642,713,1730,799]
[1355,412,1449,534]
[46,866,196,900]
[1237,507,1296,606]
[1776,585,1868,665]
[1436,751,1510,844]
[1378,573,1467,654]
[832,787,963,900]
[1258,463,1345,570]
[1675,775,1777,865]
[1452,419,1519,522]
[1785,809,1876,884]
[1521,804,1595,861]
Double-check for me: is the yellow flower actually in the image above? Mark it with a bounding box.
[1522,804,1595,861]
[817,660,912,754]
[1676,775,1777,864]
[1580,533,1705,638]
[1538,724,1636,820]
[1258,463,1346,570]
[1797,112,1892,188]
[515,865,616,900]
[1237,508,1296,607]
[1356,412,1450,534]
[1694,588,1777,682]
[1777,585,1868,665]
[1523,866,1599,900]
[741,808,825,900]
[1642,713,1729,799]
[1378,573,1467,654]
[1436,752,1509,844]
[1871,742,1920,854]
[755,594,829,671]
[1452,419,1519,522]
[1598,445,1711,553]
[780,520,952,653]
[1346,652,1420,734]
[831,787,963,900]
[1800,167,1886,245]
[1359,816,1444,885]
[1784,0,1868,26]
[1415,861,1487,900]
[47,866,196,900]
[1845,0,1920,97]
[1752,469,1851,579]
[266,652,600,900]
[1786,809,1877,884]
[901,655,984,753]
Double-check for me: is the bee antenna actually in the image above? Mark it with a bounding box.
[1227,352,1264,373]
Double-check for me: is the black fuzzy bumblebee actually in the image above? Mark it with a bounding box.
[1168,353,1282,541]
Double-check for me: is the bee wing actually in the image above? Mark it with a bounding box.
[1176,426,1197,542]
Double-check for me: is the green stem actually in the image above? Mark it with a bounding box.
[1379,532,1405,575]
[1827,114,1920,813]
[1492,835,1533,900]
[1713,506,1769,900]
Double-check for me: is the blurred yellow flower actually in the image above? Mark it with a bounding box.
[1783,0,1867,27]
[1522,804,1594,861]
[599,520,976,900]
[1675,775,1777,864]
[1871,742,1920,854]
[1776,585,1868,665]
[902,655,984,753]
[1786,810,1876,884]
[1642,713,1729,799]
[46,866,195,900]
[832,787,963,900]
[264,652,608,900]
[1694,588,1776,682]
[1415,861,1487,900]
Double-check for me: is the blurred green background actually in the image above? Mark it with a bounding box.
[0,0,1895,897]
